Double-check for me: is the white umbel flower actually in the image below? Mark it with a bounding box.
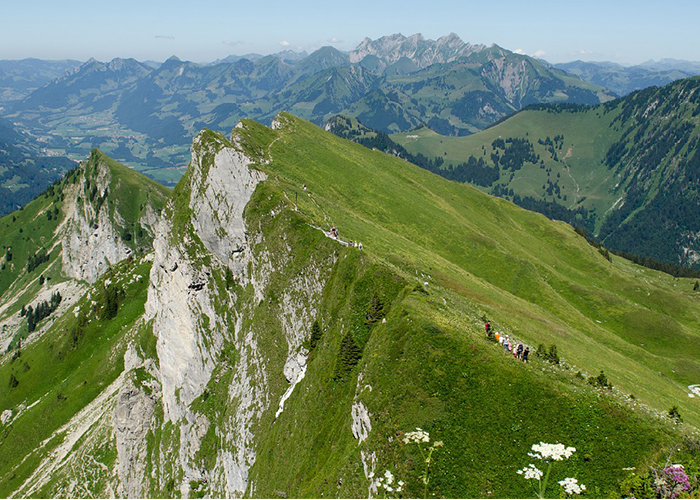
[517,464,544,480]
[558,477,586,495]
[403,428,430,444]
[529,442,576,461]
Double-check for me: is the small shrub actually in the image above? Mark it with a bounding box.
[334,332,362,380]
[669,405,683,423]
[27,249,50,273]
[309,320,323,350]
[588,370,612,390]
[365,294,385,325]
[224,267,234,289]
[9,374,18,388]
[536,343,547,358]
[102,282,124,320]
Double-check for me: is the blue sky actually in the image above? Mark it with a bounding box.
[2,0,698,65]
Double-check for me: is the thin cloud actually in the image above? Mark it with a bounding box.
[514,48,526,55]
[223,40,244,47]
[279,40,290,47]
[534,50,547,58]
[155,35,175,40]
[327,37,344,44]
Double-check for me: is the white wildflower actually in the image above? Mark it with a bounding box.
[384,470,394,484]
[517,464,544,481]
[403,428,430,444]
[558,477,586,495]
[530,442,576,461]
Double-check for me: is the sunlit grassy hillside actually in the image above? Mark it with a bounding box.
[243,113,700,427]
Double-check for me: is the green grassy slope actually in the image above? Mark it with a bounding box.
[0,257,153,496]
[391,106,622,229]
[220,114,699,497]
[244,113,700,426]
[389,77,700,267]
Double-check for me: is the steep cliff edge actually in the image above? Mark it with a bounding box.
[0,149,168,352]
[61,149,168,283]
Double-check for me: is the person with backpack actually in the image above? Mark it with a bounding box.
[516,343,524,359]
[522,347,530,364]
[485,320,493,340]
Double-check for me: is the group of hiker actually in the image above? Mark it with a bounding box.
[484,320,530,363]
[328,225,363,250]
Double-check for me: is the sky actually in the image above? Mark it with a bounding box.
[2,0,699,65]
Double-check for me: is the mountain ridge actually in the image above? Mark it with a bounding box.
[0,114,698,497]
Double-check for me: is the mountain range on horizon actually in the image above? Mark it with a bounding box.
[0,32,616,184]
[0,33,700,109]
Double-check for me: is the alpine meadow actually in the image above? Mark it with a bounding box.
[1,25,700,500]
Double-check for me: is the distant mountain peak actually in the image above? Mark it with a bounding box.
[272,49,308,62]
[349,32,482,70]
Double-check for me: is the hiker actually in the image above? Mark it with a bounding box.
[495,332,501,343]
[358,242,363,250]
[303,184,307,191]
[516,343,524,359]
[522,347,530,364]
[503,335,510,352]
[485,320,494,340]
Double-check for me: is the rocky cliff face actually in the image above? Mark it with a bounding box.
[136,120,340,497]
[61,158,133,284]
[349,32,484,69]
[60,150,165,284]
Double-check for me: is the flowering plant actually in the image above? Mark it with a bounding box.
[373,469,404,497]
[402,428,443,497]
[517,442,585,498]
[653,464,692,498]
